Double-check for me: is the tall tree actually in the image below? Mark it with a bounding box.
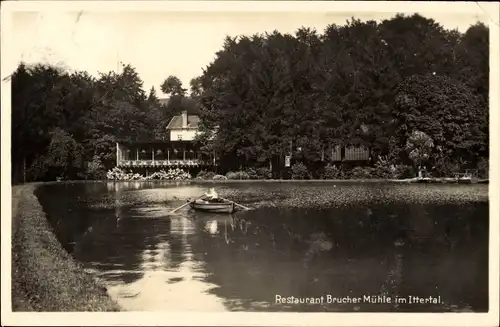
[196,14,488,174]
[394,73,484,168]
[160,75,187,97]
[189,76,204,99]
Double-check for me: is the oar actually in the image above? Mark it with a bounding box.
[219,196,252,211]
[170,194,205,213]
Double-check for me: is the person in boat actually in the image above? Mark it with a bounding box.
[203,188,223,203]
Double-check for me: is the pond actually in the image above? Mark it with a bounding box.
[35,181,489,312]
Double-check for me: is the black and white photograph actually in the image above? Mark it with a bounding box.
[1,1,498,326]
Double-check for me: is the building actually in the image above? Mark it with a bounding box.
[166,110,200,141]
[115,109,370,175]
[115,110,217,174]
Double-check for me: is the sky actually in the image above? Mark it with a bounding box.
[9,2,491,97]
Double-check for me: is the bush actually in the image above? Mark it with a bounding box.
[291,162,311,180]
[349,166,375,179]
[106,167,191,180]
[196,170,216,180]
[226,171,250,180]
[84,155,106,180]
[255,167,272,179]
[393,165,415,179]
[247,167,272,179]
[212,174,227,180]
[477,158,488,179]
[430,154,467,178]
[321,163,341,179]
[149,168,191,180]
[246,168,258,179]
[106,167,135,180]
[373,155,396,179]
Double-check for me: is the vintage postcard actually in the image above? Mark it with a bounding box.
[1,1,499,326]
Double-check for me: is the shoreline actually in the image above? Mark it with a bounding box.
[38,177,488,184]
[9,179,487,311]
[11,183,120,312]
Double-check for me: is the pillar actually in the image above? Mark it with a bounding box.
[116,143,119,166]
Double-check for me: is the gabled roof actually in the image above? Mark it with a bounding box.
[166,114,200,130]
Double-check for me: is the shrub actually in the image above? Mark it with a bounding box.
[393,165,415,179]
[154,168,191,180]
[255,167,272,179]
[350,166,375,179]
[477,158,488,179]
[106,167,128,180]
[430,157,458,177]
[291,162,311,180]
[212,174,227,180]
[405,130,434,170]
[247,167,272,179]
[226,171,250,180]
[106,167,191,180]
[85,155,106,179]
[371,155,398,179]
[321,163,341,179]
[196,170,216,180]
[246,168,258,179]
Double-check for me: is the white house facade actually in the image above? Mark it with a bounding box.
[166,110,200,141]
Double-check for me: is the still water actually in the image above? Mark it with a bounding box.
[36,181,489,312]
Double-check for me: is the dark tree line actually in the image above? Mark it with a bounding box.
[195,14,489,176]
[11,14,489,182]
[11,63,197,182]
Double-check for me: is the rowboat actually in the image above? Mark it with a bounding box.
[189,199,236,213]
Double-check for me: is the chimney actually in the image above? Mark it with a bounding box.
[182,110,188,128]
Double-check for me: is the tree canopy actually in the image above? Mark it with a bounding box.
[11,14,489,181]
[11,62,197,181]
[195,14,489,173]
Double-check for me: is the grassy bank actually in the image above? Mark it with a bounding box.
[11,184,120,311]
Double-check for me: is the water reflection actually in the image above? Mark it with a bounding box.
[35,182,489,312]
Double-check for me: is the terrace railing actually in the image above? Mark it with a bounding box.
[117,159,214,168]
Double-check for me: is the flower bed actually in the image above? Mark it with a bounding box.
[106,167,192,181]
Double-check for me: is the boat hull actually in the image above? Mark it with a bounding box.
[190,201,235,213]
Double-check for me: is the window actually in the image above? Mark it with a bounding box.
[177,134,183,140]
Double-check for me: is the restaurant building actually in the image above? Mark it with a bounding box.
[115,110,371,175]
[115,110,217,175]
